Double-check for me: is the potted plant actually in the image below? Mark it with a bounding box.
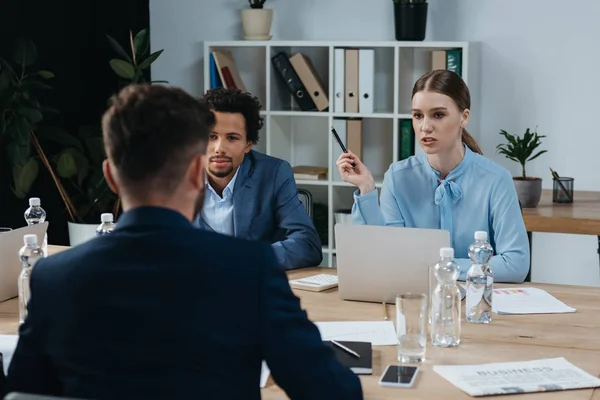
[241,0,273,41]
[392,0,429,41]
[496,127,547,208]
[47,29,166,246]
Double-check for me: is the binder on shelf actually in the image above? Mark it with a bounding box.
[399,119,415,160]
[431,49,463,77]
[289,53,329,112]
[209,53,222,89]
[211,50,246,91]
[333,48,345,113]
[344,49,359,113]
[358,49,374,114]
[346,118,363,160]
[271,52,317,111]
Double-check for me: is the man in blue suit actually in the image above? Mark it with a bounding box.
[195,88,322,270]
[5,85,362,399]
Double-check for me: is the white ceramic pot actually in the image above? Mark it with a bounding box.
[241,8,273,40]
[67,222,98,247]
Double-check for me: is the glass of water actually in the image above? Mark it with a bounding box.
[396,293,428,363]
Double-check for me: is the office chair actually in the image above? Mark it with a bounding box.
[297,189,313,220]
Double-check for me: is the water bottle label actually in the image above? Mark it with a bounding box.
[465,284,483,312]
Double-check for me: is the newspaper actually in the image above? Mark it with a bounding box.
[434,357,600,396]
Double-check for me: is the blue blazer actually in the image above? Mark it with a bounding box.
[5,207,362,399]
[196,150,323,270]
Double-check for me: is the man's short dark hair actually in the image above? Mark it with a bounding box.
[102,84,215,196]
[203,88,264,144]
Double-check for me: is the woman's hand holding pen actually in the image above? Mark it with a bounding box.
[336,151,376,195]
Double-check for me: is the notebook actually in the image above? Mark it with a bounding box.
[289,273,338,292]
[324,340,372,375]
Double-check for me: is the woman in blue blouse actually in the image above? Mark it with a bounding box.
[336,69,530,283]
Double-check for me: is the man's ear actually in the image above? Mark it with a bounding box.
[244,140,253,154]
[189,154,205,190]
[102,159,119,195]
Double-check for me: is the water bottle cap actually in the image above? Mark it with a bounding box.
[101,213,114,223]
[474,231,488,240]
[29,197,41,206]
[440,247,454,258]
[23,234,38,245]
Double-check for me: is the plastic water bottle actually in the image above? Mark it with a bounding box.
[24,197,47,257]
[96,213,116,236]
[466,231,494,323]
[431,247,461,347]
[18,234,44,324]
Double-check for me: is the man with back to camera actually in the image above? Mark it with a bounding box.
[195,87,322,270]
[4,84,363,400]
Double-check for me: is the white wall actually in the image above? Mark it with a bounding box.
[150,0,600,286]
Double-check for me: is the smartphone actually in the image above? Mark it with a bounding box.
[379,365,419,388]
[331,127,355,167]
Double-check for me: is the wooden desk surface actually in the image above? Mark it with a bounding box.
[523,190,600,235]
[261,268,600,399]
[7,248,600,398]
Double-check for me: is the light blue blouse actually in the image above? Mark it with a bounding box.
[352,145,530,283]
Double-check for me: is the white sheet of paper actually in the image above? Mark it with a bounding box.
[492,287,576,314]
[314,321,397,346]
[260,361,270,388]
[0,334,19,374]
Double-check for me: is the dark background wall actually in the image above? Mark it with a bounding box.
[0,0,149,245]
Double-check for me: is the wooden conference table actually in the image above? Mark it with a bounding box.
[0,246,598,399]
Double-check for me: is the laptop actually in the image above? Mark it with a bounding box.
[334,224,450,304]
[0,223,49,302]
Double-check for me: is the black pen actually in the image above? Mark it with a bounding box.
[331,126,355,168]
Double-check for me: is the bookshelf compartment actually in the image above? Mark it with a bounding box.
[269,45,330,112]
[331,185,359,250]
[207,45,267,107]
[397,46,466,115]
[360,118,394,183]
[269,115,329,180]
[296,183,329,250]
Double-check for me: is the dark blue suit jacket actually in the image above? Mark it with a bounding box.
[195,150,322,270]
[5,207,362,400]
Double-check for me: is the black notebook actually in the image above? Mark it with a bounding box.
[324,341,372,375]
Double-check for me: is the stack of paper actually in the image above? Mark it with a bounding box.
[315,321,397,346]
[492,287,576,315]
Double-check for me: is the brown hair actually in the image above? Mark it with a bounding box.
[412,69,483,155]
[102,84,215,196]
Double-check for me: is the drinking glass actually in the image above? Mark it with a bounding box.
[396,293,428,363]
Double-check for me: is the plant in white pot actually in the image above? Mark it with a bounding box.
[242,0,273,41]
[496,127,547,208]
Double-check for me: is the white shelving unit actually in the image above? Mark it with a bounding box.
[203,40,472,268]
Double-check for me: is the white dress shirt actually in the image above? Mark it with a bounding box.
[201,167,239,236]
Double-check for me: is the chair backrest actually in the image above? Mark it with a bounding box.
[297,189,313,220]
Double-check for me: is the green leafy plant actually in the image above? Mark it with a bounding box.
[248,0,267,9]
[496,127,547,179]
[106,29,167,86]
